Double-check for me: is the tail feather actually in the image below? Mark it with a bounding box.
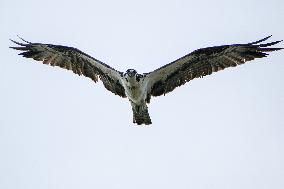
[131,102,152,125]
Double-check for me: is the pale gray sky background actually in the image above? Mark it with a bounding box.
[0,0,283,189]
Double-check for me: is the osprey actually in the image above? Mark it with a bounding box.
[10,36,282,125]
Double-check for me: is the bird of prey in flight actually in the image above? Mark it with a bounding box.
[10,36,282,125]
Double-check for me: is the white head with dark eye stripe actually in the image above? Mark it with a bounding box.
[123,69,143,83]
[124,69,137,78]
[123,69,136,80]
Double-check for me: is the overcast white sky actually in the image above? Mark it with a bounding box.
[0,0,283,189]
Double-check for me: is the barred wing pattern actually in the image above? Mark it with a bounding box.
[147,36,282,96]
[10,38,126,97]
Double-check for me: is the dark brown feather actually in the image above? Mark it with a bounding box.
[150,36,282,96]
[10,39,126,98]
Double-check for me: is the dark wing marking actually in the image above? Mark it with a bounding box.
[10,38,126,97]
[146,36,282,96]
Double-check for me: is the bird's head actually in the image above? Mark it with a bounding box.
[124,69,137,78]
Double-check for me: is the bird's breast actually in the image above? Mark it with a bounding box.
[125,85,142,103]
[121,76,149,104]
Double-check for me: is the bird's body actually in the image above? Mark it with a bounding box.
[122,70,147,104]
[10,36,282,125]
[119,69,152,124]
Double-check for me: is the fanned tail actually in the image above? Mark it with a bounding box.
[131,101,152,125]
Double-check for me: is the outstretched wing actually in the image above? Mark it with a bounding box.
[10,38,126,97]
[146,36,282,96]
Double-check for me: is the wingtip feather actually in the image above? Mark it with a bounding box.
[247,35,272,45]
[9,39,27,46]
[16,35,32,44]
[257,40,283,47]
[258,47,283,52]
[10,46,31,50]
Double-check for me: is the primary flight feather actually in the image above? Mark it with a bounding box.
[10,36,282,125]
